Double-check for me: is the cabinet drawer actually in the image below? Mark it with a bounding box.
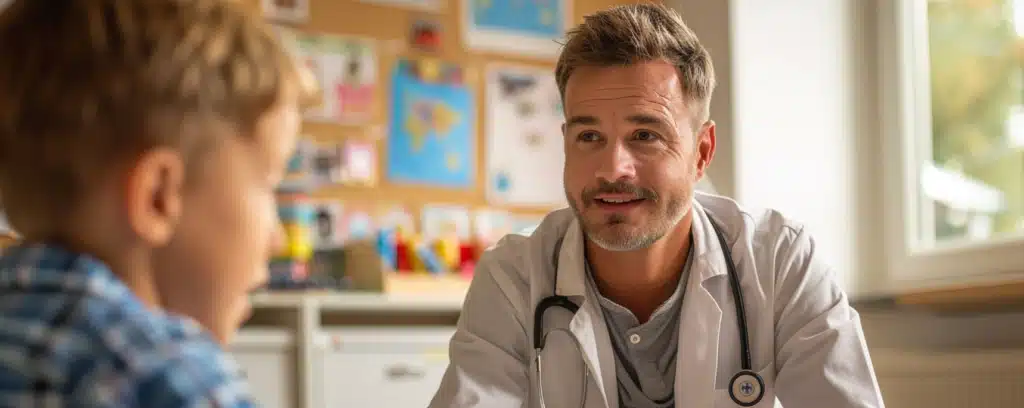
[229,329,296,408]
[316,327,454,407]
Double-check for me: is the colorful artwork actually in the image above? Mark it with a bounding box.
[339,140,378,186]
[463,0,569,57]
[484,65,566,207]
[421,205,471,240]
[287,31,377,124]
[386,58,475,188]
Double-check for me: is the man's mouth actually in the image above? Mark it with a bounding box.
[593,194,646,209]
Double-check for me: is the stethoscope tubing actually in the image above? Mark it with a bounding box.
[532,215,763,407]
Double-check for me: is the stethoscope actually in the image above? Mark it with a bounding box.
[532,216,765,407]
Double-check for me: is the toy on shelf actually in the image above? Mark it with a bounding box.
[272,192,315,281]
[266,141,339,290]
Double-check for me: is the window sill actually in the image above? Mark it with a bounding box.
[852,279,1024,314]
[894,280,1024,313]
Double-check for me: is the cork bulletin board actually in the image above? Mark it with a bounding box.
[247,0,634,234]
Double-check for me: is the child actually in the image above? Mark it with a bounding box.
[0,0,316,406]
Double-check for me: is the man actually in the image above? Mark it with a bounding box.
[429,3,885,408]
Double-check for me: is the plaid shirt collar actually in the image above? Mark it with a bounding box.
[0,242,148,309]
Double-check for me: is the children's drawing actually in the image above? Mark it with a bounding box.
[339,140,378,186]
[387,58,475,188]
[289,32,377,124]
[421,205,471,240]
[462,0,570,58]
[262,0,309,24]
[484,65,566,207]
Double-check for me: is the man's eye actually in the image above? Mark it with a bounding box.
[578,131,600,142]
[634,130,657,141]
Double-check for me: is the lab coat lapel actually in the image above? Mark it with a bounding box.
[675,203,726,408]
[558,220,618,408]
[569,304,618,408]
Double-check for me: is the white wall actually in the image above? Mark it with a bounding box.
[672,1,737,201]
[666,0,1024,349]
[670,0,884,297]
[730,0,866,295]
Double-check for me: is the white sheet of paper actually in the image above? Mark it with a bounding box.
[484,64,566,207]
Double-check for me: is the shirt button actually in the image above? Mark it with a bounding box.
[629,333,641,344]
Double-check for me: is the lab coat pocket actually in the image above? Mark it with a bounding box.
[714,363,778,408]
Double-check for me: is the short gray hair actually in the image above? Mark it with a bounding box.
[555,3,716,122]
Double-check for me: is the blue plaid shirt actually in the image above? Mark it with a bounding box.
[0,244,257,407]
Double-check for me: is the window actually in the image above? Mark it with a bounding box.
[881,0,1024,291]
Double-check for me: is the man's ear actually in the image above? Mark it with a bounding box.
[124,147,185,247]
[696,120,716,178]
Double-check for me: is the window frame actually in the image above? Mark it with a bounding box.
[879,0,1024,293]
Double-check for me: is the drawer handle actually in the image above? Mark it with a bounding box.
[384,365,425,380]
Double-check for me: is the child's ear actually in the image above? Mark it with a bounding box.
[124,147,185,246]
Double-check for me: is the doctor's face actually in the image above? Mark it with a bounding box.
[562,60,715,251]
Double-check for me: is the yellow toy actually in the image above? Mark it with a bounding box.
[433,220,460,272]
[278,223,314,261]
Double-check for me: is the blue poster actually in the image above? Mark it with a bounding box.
[472,0,565,38]
[463,0,569,57]
[386,59,475,188]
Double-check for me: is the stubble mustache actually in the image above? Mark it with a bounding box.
[581,180,658,207]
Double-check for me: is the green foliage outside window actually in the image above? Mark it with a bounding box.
[927,0,1024,240]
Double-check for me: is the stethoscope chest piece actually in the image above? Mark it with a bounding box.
[728,370,765,407]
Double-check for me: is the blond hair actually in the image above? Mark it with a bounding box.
[555,3,715,122]
[0,0,317,236]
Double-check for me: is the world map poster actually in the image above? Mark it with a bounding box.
[386,58,475,188]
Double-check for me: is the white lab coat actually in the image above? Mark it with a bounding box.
[429,193,886,408]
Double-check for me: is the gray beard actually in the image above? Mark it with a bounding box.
[573,196,689,252]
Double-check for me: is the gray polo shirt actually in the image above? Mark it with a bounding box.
[585,244,693,408]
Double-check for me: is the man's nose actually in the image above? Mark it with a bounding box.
[594,141,637,182]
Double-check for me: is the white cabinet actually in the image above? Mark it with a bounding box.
[315,327,455,407]
[229,329,297,408]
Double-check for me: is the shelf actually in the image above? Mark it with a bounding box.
[249,291,465,314]
[317,292,464,313]
[894,280,1024,313]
